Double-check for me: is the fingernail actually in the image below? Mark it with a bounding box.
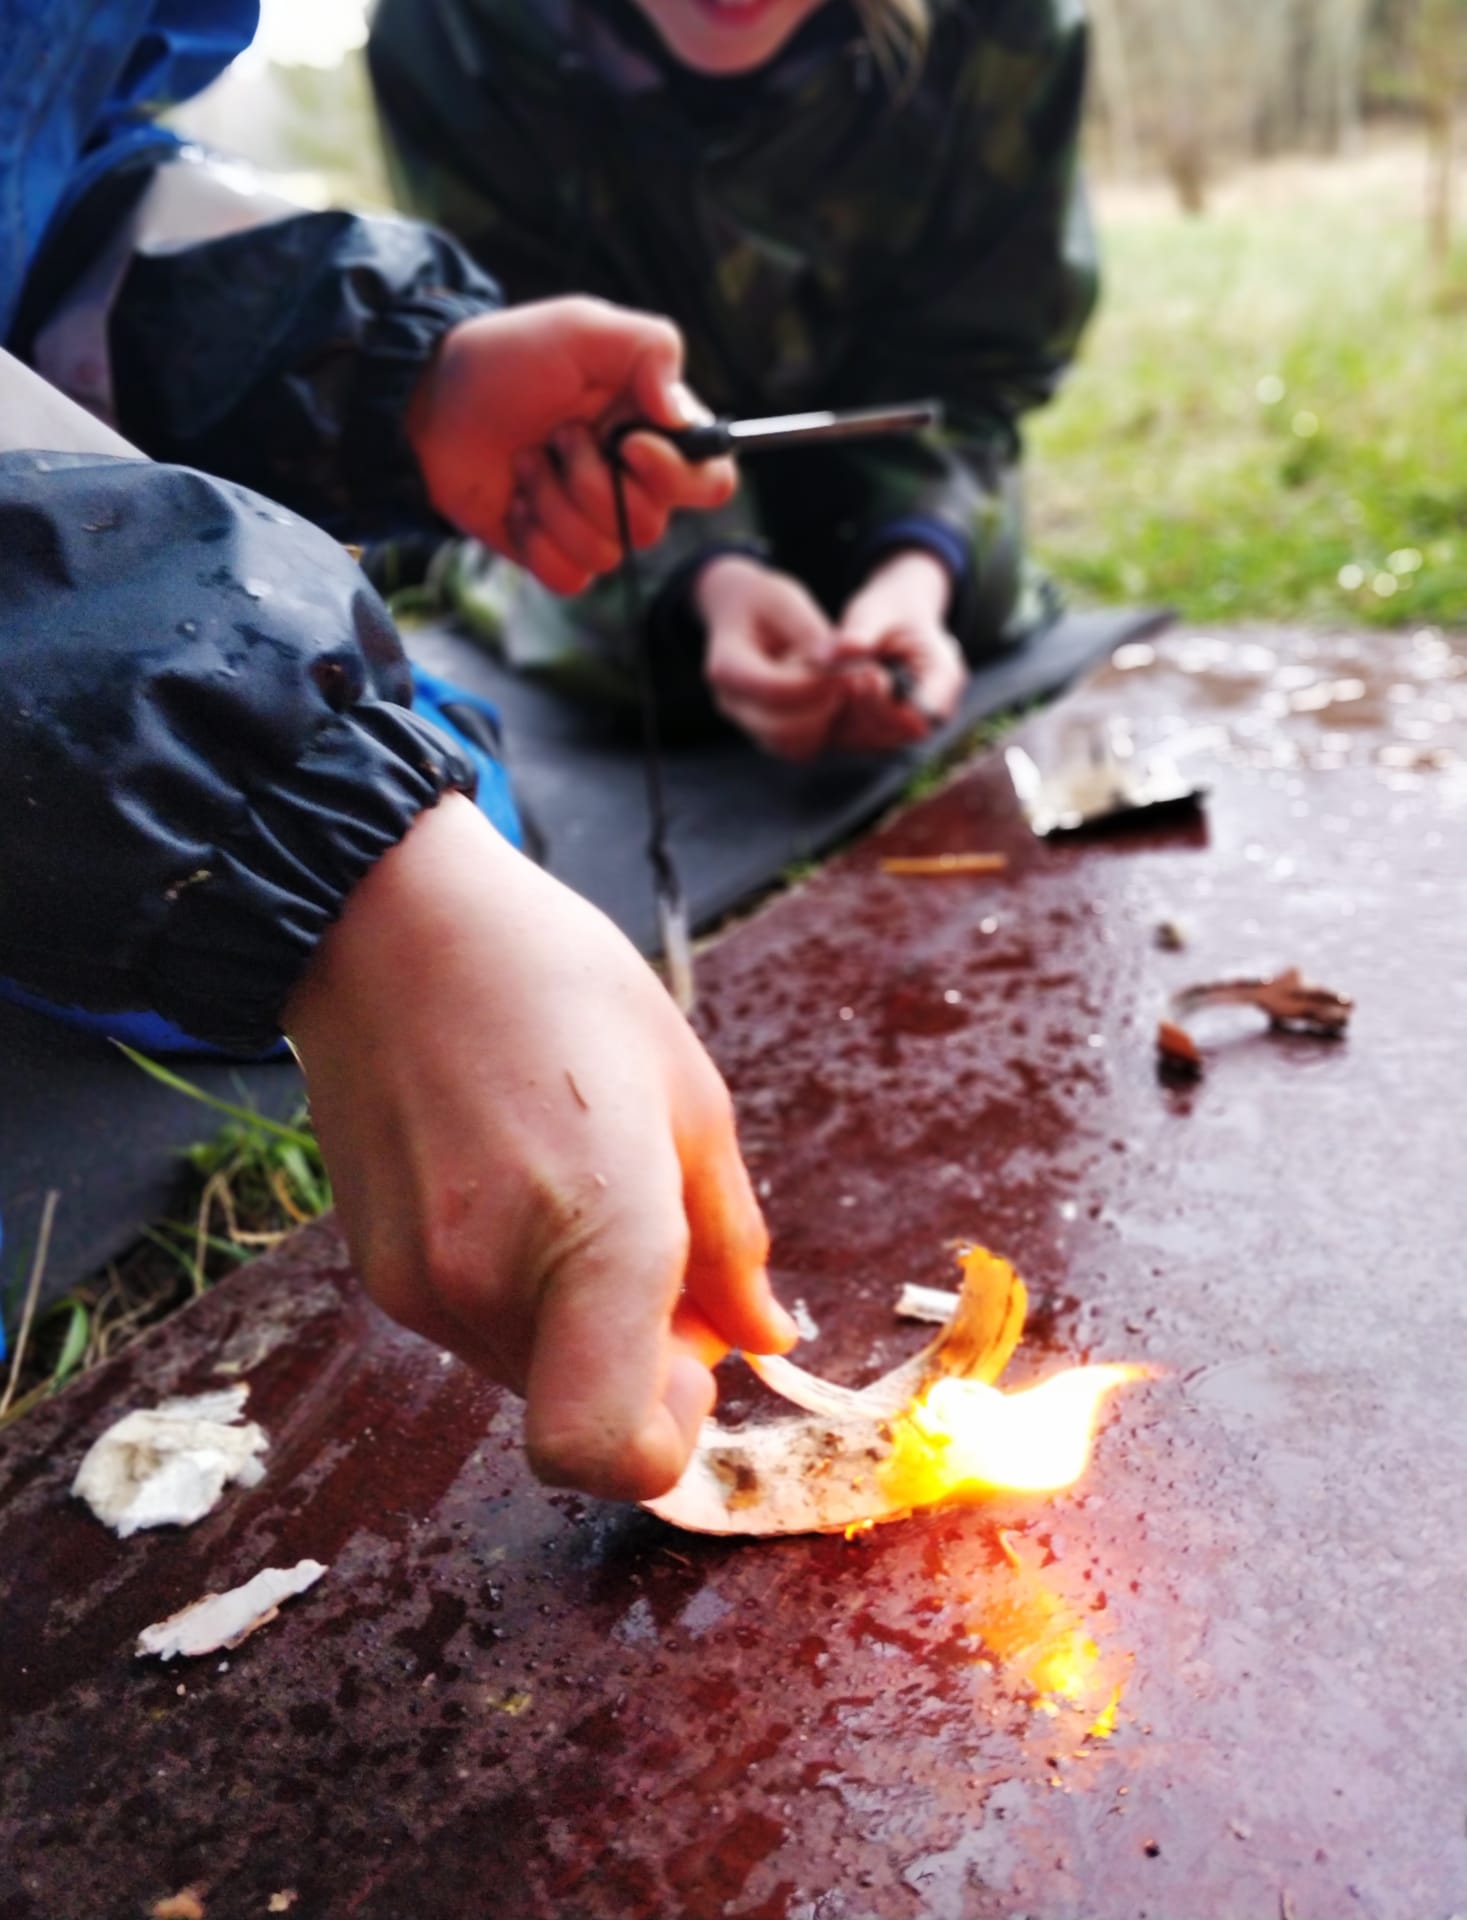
[672,381,714,426]
[770,1301,801,1350]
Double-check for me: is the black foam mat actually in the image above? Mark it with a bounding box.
[0,605,1166,1305]
[411,605,1171,952]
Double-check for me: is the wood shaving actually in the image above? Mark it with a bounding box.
[136,1561,326,1661]
[879,852,1008,876]
[894,1282,962,1324]
[649,1248,1144,1538]
[1156,1019,1204,1073]
[151,1892,205,1920]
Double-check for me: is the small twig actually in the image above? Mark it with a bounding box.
[99,1300,161,1360]
[193,1169,234,1297]
[0,1190,60,1419]
[894,1282,961,1324]
[880,852,1008,877]
[267,1164,312,1227]
[85,1267,122,1369]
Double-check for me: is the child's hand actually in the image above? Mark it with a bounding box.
[406,297,736,595]
[833,551,968,753]
[285,793,798,1503]
[697,555,846,760]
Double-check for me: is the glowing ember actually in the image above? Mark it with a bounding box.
[972,1528,1132,1738]
[1086,1684,1123,1740]
[884,1364,1147,1505]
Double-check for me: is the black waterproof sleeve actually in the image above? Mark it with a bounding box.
[108,210,503,540]
[0,452,476,1051]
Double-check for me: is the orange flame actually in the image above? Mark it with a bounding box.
[881,1364,1146,1507]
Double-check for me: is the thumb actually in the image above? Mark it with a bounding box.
[522,1136,699,1502]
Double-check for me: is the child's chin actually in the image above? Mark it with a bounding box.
[632,0,817,75]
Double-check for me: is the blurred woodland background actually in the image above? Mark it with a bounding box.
[177,0,1467,630]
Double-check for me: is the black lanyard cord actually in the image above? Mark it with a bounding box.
[610,439,694,1012]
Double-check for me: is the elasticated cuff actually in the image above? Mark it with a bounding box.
[858,514,972,595]
[150,700,472,1052]
[342,286,494,533]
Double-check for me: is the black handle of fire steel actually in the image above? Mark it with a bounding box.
[607,398,943,466]
[623,418,736,462]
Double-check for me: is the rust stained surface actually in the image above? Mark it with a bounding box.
[3,626,1465,1920]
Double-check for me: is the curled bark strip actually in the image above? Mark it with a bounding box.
[1158,967,1353,1073]
[646,1247,1029,1538]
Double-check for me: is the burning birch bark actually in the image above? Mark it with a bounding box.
[646,1247,1142,1538]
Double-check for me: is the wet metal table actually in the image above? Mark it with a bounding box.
[3,626,1464,1920]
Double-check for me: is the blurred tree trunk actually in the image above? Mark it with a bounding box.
[1305,0,1369,150]
[1088,0,1141,175]
[1421,0,1465,264]
[1154,0,1218,212]
[1088,0,1389,185]
[1245,0,1302,158]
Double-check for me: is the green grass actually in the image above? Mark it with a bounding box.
[0,1054,330,1427]
[1029,157,1467,629]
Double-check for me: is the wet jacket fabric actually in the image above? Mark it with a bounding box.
[369,0,1098,644]
[106,207,502,541]
[0,455,477,1053]
[1,2,513,1047]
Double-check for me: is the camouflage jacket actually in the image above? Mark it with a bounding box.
[369,0,1099,637]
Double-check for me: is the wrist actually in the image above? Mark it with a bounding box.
[403,319,470,518]
[286,793,517,1057]
[693,551,769,624]
[857,548,953,625]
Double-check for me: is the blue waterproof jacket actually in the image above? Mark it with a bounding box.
[0,1,519,1055]
[0,0,258,343]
